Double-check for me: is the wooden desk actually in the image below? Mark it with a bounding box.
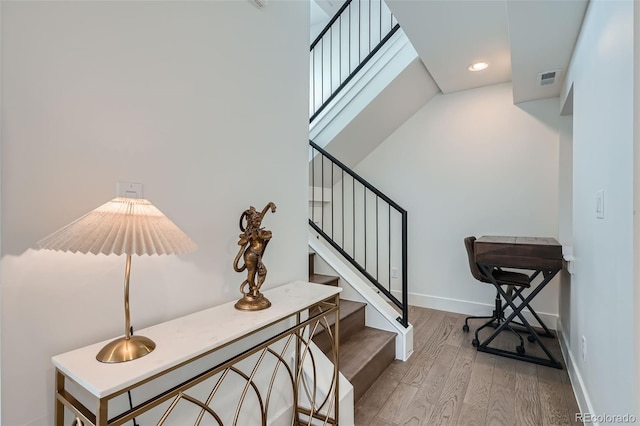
[475,236,563,270]
[474,236,563,369]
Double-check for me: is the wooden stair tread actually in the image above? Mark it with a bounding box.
[338,299,366,320]
[311,299,366,335]
[309,273,339,286]
[338,327,396,381]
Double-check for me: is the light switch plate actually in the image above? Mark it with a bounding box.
[117,182,143,199]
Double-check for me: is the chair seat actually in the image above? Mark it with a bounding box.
[492,269,531,287]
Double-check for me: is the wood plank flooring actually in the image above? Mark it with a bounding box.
[354,306,582,426]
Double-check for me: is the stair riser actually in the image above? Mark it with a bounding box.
[349,337,395,403]
[313,306,365,354]
[308,274,339,287]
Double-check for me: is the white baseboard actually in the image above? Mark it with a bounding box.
[400,291,558,330]
[556,321,598,426]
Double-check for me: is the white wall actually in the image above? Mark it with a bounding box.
[635,0,640,418]
[0,1,309,425]
[353,82,561,323]
[558,112,574,347]
[559,0,635,418]
[0,1,3,421]
[310,0,330,42]
[558,113,573,247]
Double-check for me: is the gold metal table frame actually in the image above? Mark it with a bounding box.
[53,282,341,426]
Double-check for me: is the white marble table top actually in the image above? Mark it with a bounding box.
[52,281,341,398]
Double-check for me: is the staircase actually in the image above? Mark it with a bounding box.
[309,252,396,403]
[306,0,412,405]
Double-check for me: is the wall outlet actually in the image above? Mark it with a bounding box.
[582,335,587,361]
[391,267,398,278]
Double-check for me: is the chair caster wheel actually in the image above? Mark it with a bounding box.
[472,338,479,347]
[527,335,536,343]
[516,345,525,355]
[462,324,469,332]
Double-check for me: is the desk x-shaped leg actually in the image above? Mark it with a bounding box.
[476,265,562,369]
[504,279,555,339]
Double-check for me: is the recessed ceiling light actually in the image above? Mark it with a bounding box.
[468,62,489,72]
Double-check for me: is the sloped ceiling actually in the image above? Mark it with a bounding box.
[386,0,588,104]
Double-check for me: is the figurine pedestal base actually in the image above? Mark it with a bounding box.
[234,292,271,311]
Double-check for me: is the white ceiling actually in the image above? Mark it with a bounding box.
[310,0,588,102]
[384,0,589,104]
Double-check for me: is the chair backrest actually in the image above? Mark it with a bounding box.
[464,236,490,283]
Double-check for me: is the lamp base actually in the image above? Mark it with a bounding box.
[235,292,271,311]
[96,335,156,363]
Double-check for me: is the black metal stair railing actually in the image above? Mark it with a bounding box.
[309,140,408,327]
[310,0,400,123]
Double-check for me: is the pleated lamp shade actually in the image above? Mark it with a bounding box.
[38,197,197,256]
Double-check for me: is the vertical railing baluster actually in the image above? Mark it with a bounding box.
[388,203,391,292]
[330,25,333,94]
[347,4,353,74]
[339,15,342,85]
[402,210,408,327]
[331,161,334,239]
[368,0,371,52]
[364,186,367,269]
[376,196,379,282]
[321,154,325,231]
[312,148,315,224]
[312,50,315,115]
[358,0,361,63]
[342,169,345,249]
[352,177,355,258]
[321,38,324,106]
[379,0,382,44]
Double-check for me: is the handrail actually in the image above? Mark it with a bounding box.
[311,0,353,50]
[309,140,409,327]
[310,0,400,123]
[310,141,405,213]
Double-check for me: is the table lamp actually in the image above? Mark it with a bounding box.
[38,197,197,363]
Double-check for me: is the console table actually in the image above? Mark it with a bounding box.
[53,281,341,425]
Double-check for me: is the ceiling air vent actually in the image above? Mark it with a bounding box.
[538,69,561,87]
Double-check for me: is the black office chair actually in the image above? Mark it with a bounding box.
[462,236,533,353]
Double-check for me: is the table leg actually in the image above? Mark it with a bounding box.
[55,370,65,426]
[97,398,108,426]
[333,294,340,425]
[476,265,562,369]
[507,285,555,338]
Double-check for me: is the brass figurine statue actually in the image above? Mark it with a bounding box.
[233,202,277,311]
